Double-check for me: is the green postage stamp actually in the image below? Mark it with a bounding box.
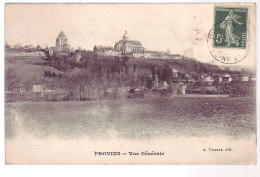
[214,6,248,49]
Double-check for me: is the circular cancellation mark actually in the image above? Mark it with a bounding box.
[207,26,251,65]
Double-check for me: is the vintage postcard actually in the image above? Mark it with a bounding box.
[5,3,256,164]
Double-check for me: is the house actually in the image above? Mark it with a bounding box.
[28,45,34,50]
[7,85,24,93]
[24,45,29,50]
[249,75,256,81]
[172,69,178,78]
[231,74,241,82]
[241,76,249,82]
[202,75,214,85]
[178,82,187,94]
[162,81,168,89]
[94,45,120,57]
[222,73,232,83]
[36,45,42,51]
[104,50,120,56]
[74,51,82,62]
[32,85,44,93]
[185,74,194,83]
[5,42,11,50]
[170,54,181,60]
[129,51,145,58]
[222,73,231,78]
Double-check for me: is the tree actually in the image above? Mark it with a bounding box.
[62,68,95,100]
[223,67,230,73]
[93,45,97,52]
[161,65,172,83]
[36,45,42,51]
[240,68,250,76]
[13,43,22,50]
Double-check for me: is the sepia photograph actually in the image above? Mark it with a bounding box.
[4,3,256,164]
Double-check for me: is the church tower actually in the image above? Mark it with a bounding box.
[56,31,68,48]
[54,31,70,52]
[122,31,129,55]
[123,31,129,42]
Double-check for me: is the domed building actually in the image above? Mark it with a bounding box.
[114,31,144,54]
[96,30,181,60]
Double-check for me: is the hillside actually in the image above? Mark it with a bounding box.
[218,65,256,74]
[5,56,64,88]
[5,50,256,102]
[6,56,63,75]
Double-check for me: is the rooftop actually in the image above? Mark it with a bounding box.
[117,40,143,46]
[58,31,67,38]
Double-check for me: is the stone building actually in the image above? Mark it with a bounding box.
[94,30,182,60]
[114,31,144,54]
[49,31,71,56]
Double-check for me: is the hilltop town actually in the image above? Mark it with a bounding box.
[5,30,256,102]
[94,31,181,60]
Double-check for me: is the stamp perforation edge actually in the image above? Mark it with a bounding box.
[212,4,251,51]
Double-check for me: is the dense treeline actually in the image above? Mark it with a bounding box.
[45,50,228,84]
[40,50,256,99]
[5,49,255,102]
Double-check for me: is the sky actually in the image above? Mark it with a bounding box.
[5,3,256,68]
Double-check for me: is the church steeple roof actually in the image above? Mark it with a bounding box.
[58,31,67,38]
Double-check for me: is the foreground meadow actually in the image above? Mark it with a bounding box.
[5,97,256,139]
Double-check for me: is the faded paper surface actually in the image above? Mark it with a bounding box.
[5,3,256,164]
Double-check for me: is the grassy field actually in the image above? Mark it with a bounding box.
[5,56,63,81]
[5,97,256,139]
